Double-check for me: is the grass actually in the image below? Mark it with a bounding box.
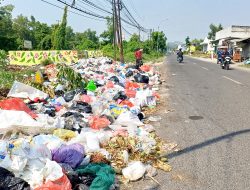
[0,66,36,89]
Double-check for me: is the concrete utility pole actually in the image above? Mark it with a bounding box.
[117,0,124,63]
[112,0,117,61]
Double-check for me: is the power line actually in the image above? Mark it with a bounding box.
[41,0,104,21]
[56,0,107,19]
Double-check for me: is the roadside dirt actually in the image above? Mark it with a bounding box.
[120,59,180,190]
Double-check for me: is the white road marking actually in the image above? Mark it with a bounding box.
[201,66,209,70]
[222,76,243,85]
[193,63,197,65]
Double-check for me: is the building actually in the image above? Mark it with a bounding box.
[201,37,214,52]
[215,25,250,61]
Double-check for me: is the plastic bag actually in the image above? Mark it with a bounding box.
[53,129,76,141]
[35,174,71,190]
[106,81,114,88]
[140,65,152,72]
[0,110,42,135]
[7,81,48,100]
[122,161,146,181]
[89,116,111,130]
[134,74,149,84]
[0,167,31,190]
[76,163,115,190]
[125,70,133,78]
[0,98,37,118]
[52,143,85,169]
[114,111,143,127]
[86,80,97,92]
[113,91,127,101]
[125,89,137,98]
[119,100,134,108]
[80,94,92,103]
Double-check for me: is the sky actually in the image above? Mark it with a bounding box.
[2,0,250,42]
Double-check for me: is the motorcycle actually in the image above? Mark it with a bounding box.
[177,55,183,63]
[221,56,231,70]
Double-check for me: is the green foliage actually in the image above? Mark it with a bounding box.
[151,31,167,52]
[53,6,67,50]
[191,38,203,51]
[185,36,191,47]
[40,58,53,66]
[57,64,86,90]
[76,29,99,50]
[0,50,7,68]
[208,24,223,40]
[100,17,113,46]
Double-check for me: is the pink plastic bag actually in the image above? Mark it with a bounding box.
[80,94,92,103]
[89,116,111,130]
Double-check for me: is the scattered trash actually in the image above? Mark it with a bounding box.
[122,161,146,181]
[0,57,172,189]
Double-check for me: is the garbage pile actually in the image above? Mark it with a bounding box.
[0,57,171,190]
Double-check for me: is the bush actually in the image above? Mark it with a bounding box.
[0,50,8,68]
[40,58,53,66]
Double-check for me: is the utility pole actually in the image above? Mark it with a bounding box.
[112,0,116,61]
[117,0,124,63]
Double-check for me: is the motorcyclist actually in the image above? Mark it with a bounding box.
[217,48,223,64]
[177,48,183,61]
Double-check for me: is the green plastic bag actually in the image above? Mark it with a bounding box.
[86,80,97,92]
[76,163,115,190]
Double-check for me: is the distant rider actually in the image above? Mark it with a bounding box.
[177,48,183,61]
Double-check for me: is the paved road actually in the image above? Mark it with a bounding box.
[158,55,250,190]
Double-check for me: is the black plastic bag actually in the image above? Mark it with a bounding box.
[64,91,76,102]
[71,102,92,113]
[67,171,96,190]
[134,73,149,84]
[125,70,133,78]
[109,76,120,84]
[0,167,31,190]
[113,91,127,101]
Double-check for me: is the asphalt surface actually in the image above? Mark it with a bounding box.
[153,55,250,190]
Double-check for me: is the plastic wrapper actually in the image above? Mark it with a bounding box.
[7,81,48,100]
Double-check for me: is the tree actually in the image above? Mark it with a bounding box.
[0,5,17,50]
[12,14,33,49]
[208,24,223,40]
[100,17,113,46]
[75,29,99,50]
[191,38,203,51]
[65,26,75,49]
[151,31,167,52]
[53,6,67,50]
[185,36,191,47]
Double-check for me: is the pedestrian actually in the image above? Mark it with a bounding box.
[135,48,143,69]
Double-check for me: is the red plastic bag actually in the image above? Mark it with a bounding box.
[125,81,140,90]
[0,98,37,118]
[153,92,160,99]
[119,100,134,108]
[35,174,71,190]
[125,89,136,98]
[140,65,152,72]
[89,116,111,130]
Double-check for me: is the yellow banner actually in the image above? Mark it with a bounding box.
[9,50,79,65]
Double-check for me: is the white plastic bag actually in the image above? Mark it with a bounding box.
[114,111,143,127]
[8,81,48,100]
[122,161,146,181]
